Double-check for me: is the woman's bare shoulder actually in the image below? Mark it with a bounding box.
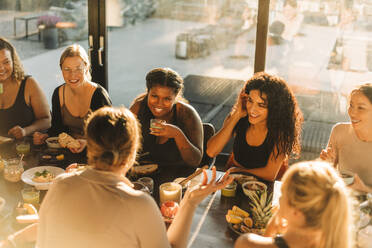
[176,101,201,120]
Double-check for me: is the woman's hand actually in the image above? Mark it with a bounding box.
[69,139,87,153]
[183,166,234,207]
[319,144,335,163]
[33,132,48,145]
[231,89,248,119]
[8,126,26,139]
[150,122,181,139]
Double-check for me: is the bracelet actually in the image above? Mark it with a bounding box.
[7,235,17,248]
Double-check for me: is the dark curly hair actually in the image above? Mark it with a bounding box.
[244,72,303,158]
[0,37,25,81]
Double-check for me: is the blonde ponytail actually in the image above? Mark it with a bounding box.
[281,161,354,248]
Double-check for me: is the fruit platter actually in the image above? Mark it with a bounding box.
[226,188,273,235]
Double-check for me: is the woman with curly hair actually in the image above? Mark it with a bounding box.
[0,37,51,138]
[207,72,302,181]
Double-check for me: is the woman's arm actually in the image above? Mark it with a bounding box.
[229,149,286,182]
[173,103,203,166]
[0,223,38,247]
[167,167,233,248]
[206,90,247,158]
[8,78,51,138]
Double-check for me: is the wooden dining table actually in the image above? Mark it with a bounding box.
[0,138,272,248]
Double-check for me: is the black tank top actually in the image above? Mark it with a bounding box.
[232,117,272,169]
[0,76,35,136]
[137,95,184,165]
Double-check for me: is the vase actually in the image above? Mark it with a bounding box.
[42,28,58,49]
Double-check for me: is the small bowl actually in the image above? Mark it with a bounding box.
[340,171,354,186]
[46,137,61,149]
[0,196,5,212]
[242,181,267,198]
[221,181,237,197]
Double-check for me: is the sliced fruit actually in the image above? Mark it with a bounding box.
[232,205,249,218]
[226,214,243,224]
[243,217,253,228]
[23,203,37,215]
[56,154,64,160]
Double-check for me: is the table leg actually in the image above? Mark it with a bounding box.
[13,18,16,37]
[25,20,29,39]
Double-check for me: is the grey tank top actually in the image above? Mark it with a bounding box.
[60,85,89,138]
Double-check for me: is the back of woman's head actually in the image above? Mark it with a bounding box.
[85,107,141,171]
[281,161,353,248]
[351,83,372,104]
[59,44,91,80]
[0,37,24,81]
[146,67,184,97]
[244,72,303,158]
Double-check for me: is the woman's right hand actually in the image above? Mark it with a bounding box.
[319,144,335,163]
[231,89,248,119]
[183,166,233,207]
[33,132,48,145]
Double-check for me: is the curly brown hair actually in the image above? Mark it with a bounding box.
[0,37,25,81]
[244,72,303,158]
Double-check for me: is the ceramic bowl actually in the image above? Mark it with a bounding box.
[242,181,267,198]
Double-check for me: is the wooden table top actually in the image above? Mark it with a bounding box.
[0,139,272,248]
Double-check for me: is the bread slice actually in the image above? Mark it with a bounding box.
[132,164,158,175]
[58,132,80,149]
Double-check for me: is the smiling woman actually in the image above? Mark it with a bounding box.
[320,83,372,192]
[206,72,303,182]
[130,67,203,172]
[33,44,112,153]
[0,37,51,138]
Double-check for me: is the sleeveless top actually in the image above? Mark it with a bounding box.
[137,96,183,165]
[232,117,272,169]
[0,76,35,136]
[60,85,89,138]
[274,235,290,248]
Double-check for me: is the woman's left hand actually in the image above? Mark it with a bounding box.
[69,139,87,153]
[150,122,181,139]
[183,166,234,207]
[8,126,26,139]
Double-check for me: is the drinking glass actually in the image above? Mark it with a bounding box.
[137,177,154,194]
[4,158,24,182]
[159,182,182,205]
[21,187,40,206]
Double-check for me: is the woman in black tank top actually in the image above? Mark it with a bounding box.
[234,161,354,248]
[207,72,302,181]
[130,68,203,170]
[0,38,50,138]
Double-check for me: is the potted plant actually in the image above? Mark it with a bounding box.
[37,15,61,49]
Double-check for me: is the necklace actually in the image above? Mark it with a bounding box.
[0,83,3,94]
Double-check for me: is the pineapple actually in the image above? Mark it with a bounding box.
[247,190,273,229]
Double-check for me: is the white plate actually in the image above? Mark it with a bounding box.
[21,166,65,190]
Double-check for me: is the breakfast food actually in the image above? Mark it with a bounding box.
[226,205,265,235]
[56,154,64,160]
[132,164,158,175]
[58,132,80,149]
[161,201,179,220]
[32,169,55,183]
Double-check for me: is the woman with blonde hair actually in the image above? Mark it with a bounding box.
[33,44,111,152]
[36,106,233,248]
[235,161,354,248]
[0,37,51,138]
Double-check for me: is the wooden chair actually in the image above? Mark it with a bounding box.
[200,123,216,168]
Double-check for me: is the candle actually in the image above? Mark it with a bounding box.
[159,182,182,205]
